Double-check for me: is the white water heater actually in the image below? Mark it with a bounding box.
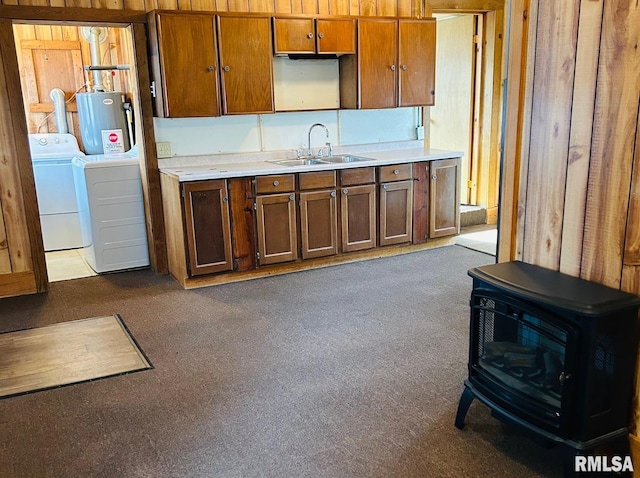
[76,91,130,154]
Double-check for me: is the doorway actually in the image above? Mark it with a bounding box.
[13,22,142,282]
[429,12,501,255]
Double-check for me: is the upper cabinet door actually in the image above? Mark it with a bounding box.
[155,13,220,118]
[358,19,397,109]
[399,19,436,107]
[217,16,275,115]
[316,19,356,54]
[273,18,316,54]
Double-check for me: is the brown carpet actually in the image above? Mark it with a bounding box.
[0,245,564,477]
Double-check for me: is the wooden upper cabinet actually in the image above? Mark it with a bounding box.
[340,18,436,109]
[217,16,275,115]
[273,18,355,55]
[357,19,397,109]
[316,19,356,54]
[149,13,220,118]
[398,19,436,107]
[273,18,315,54]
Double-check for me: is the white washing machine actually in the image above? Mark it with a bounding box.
[72,146,149,273]
[29,133,85,251]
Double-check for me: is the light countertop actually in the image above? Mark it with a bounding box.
[160,147,463,182]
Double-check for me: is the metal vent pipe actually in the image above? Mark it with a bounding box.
[49,88,68,133]
[88,27,106,92]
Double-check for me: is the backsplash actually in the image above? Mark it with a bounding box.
[153,107,421,160]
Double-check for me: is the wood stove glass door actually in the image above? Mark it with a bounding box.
[472,293,574,431]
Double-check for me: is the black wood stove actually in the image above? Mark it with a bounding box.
[455,261,640,474]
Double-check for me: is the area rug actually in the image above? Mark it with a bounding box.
[0,314,152,399]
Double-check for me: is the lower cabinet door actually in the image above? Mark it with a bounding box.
[183,180,233,276]
[430,158,461,238]
[256,192,298,265]
[379,179,413,246]
[340,183,376,252]
[300,189,338,259]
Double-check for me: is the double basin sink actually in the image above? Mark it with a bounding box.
[270,154,373,167]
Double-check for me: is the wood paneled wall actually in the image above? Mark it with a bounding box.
[499,0,640,429]
[500,0,640,287]
[0,17,46,297]
[1,0,422,17]
[13,24,134,149]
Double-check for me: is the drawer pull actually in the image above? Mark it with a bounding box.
[393,169,399,175]
[383,184,388,190]
[222,197,228,203]
[342,189,348,195]
[330,191,336,198]
[307,32,314,39]
[289,194,295,201]
[432,175,437,180]
[273,180,280,186]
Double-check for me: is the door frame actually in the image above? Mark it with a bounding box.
[427,1,505,226]
[0,5,166,296]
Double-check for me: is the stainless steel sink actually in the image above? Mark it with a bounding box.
[321,154,373,163]
[270,154,374,167]
[270,158,326,166]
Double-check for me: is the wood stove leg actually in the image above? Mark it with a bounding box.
[562,446,580,477]
[455,386,476,429]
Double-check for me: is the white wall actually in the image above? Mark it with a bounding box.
[154,108,420,157]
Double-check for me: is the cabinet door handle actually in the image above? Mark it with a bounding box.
[289,194,295,201]
[401,65,407,71]
[223,65,230,72]
[330,190,336,198]
[383,184,388,190]
[390,65,396,71]
[393,169,399,175]
[342,188,348,195]
[222,197,228,203]
[207,66,214,72]
[432,175,437,180]
[307,32,314,39]
[318,32,324,39]
[273,180,279,186]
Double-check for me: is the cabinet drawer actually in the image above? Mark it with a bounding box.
[255,174,295,194]
[340,167,375,186]
[299,170,336,190]
[379,163,412,182]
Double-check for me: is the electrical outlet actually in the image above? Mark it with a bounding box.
[156,141,172,158]
[416,126,425,140]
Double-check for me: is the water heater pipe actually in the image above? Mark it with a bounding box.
[49,88,68,134]
[89,27,105,92]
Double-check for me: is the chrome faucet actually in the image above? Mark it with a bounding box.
[307,123,329,157]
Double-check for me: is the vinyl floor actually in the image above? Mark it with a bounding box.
[0,314,151,398]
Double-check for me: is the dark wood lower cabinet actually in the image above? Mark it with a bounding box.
[300,189,338,259]
[183,180,233,275]
[340,184,376,252]
[379,179,413,246]
[430,158,461,238]
[228,178,256,271]
[256,192,298,265]
[412,162,429,244]
[163,158,461,284]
